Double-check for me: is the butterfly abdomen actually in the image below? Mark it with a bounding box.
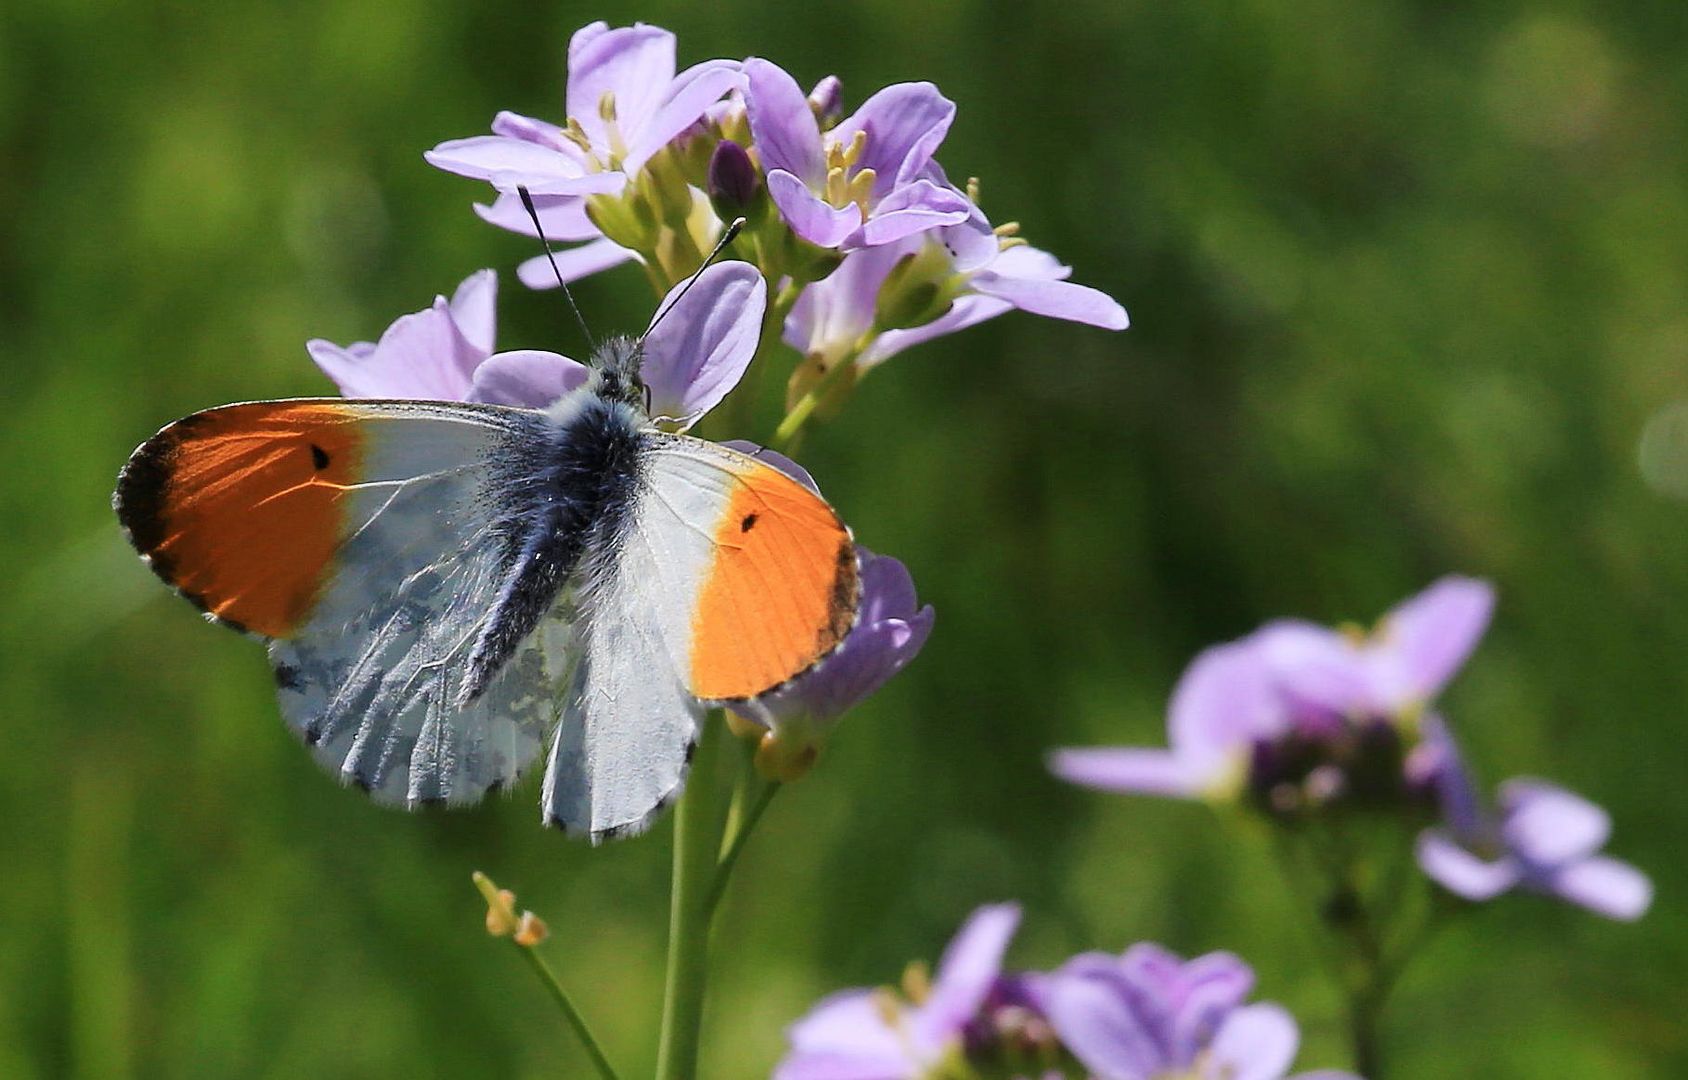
[460,393,644,701]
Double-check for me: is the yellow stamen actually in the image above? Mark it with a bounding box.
[966,176,981,204]
[514,911,550,947]
[997,236,1028,250]
[562,117,593,153]
[841,128,868,168]
[597,90,617,123]
[993,221,1021,236]
[825,164,849,207]
[845,167,877,212]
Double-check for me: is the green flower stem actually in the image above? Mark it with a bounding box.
[655,712,737,1080]
[470,873,620,1080]
[771,355,856,453]
[706,776,782,916]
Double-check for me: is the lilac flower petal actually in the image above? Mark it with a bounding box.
[745,58,825,185]
[721,440,819,492]
[1369,576,1494,705]
[786,242,911,360]
[566,24,675,147]
[424,136,626,196]
[1207,1003,1300,1080]
[306,339,385,398]
[568,20,610,61]
[640,261,765,424]
[474,192,599,241]
[312,299,483,401]
[784,616,932,723]
[516,239,638,289]
[1252,621,1369,723]
[779,989,918,1080]
[467,349,590,408]
[1169,640,1285,781]
[768,170,862,249]
[1048,748,1204,799]
[845,180,972,250]
[861,294,1011,369]
[859,551,920,623]
[1546,856,1653,921]
[1045,961,1164,1079]
[448,269,498,356]
[1418,714,1487,839]
[1171,952,1257,1063]
[969,270,1129,329]
[1416,830,1522,900]
[932,202,1002,273]
[490,110,582,156]
[833,82,956,197]
[808,75,843,124]
[916,903,1021,1044]
[628,60,744,173]
[1499,779,1611,866]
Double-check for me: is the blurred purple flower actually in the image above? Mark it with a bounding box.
[306,262,766,419]
[426,21,741,195]
[1049,576,1491,805]
[775,904,1038,1080]
[1416,724,1651,920]
[307,269,588,406]
[1045,944,1358,1080]
[744,57,974,251]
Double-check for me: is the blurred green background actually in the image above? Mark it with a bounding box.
[3,0,1684,1076]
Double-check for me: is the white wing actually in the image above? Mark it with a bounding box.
[267,401,573,806]
[538,433,857,840]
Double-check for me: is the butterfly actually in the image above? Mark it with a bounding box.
[112,318,862,842]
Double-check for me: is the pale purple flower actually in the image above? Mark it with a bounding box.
[1416,723,1651,921]
[775,904,1036,1080]
[306,262,766,419]
[306,269,587,406]
[785,215,1127,374]
[744,57,974,252]
[426,22,741,196]
[1045,944,1358,1080]
[473,190,640,289]
[1049,577,1492,806]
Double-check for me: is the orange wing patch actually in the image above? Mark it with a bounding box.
[688,463,860,701]
[115,402,365,638]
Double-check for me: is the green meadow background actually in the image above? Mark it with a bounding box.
[2,1,1684,1075]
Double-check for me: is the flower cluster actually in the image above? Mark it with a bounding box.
[1050,577,1651,920]
[426,20,1126,412]
[776,904,1355,1080]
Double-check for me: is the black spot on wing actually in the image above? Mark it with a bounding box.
[740,512,758,532]
[310,443,330,469]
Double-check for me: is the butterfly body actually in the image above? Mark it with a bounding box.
[115,337,860,839]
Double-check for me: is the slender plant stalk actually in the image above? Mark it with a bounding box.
[771,357,856,452]
[471,873,621,1080]
[707,779,781,916]
[655,712,737,1080]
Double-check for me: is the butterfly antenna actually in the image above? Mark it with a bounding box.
[646,216,747,336]
[517,185,596,352]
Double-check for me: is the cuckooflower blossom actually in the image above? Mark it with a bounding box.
[744,57,974,251]
[1049,577,1492,810]
[775,904,1053,1080]
[1416,723,1651,920]
[1044,944,1358,1080]
[306,262,766,420]
[426,21,741,196]
[784,212,1127,380]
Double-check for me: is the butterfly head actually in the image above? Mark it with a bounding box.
[587,334,649,414]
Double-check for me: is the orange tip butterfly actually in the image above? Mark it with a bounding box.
[113,272,861,842]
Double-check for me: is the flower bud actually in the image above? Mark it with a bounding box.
[514,911,550,947]
[707,139,762,220]
[808,75,844,128]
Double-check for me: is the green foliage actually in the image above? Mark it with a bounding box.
[1,0,1682,1075]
